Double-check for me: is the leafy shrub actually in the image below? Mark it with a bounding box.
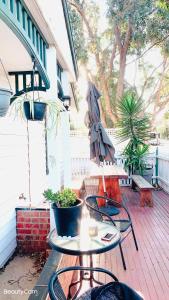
[116,91,151,175]
[43,188,77,208]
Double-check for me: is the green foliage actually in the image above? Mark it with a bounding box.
[116,91,151,174]
[43,188,77,208]
[157,0,169,10]
[11,94,65,129]
[107,0,155,54]
[124,142,149,175]
[68,4,88,63]
[164,111,169,119]
[69,0,169,126]
[147,7,169,54]
[117,91,150,143]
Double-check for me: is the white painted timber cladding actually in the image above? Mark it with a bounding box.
[0,113,47,267]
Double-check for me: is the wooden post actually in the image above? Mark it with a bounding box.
[140,190,153,207]
[97,177,122,205]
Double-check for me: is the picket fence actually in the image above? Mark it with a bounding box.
[70,130,169,192]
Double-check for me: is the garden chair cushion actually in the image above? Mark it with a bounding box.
[77,282,143,300]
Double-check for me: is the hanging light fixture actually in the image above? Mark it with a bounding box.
[61,95,71,111]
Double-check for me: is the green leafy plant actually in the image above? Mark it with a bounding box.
[11,93,65,128]
[124,142,149,175]
[116,91,151,175]
[43,188,77,208]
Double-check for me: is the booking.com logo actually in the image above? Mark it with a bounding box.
[1,289,39,296]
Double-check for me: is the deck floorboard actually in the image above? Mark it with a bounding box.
[83,187,169,300]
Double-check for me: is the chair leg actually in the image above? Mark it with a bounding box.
[131,225,138,251]
[119,243,126,270]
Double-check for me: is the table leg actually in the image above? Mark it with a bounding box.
[89,255,104,287]
[98,178,122,204]
[109,178,122,203]
[68,255,104,299]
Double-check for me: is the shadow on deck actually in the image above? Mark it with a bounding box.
[83,186,169,300]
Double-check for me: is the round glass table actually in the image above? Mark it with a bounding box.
[48,220,121,299]
[48,220,120,255]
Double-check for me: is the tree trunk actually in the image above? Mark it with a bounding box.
[100,74,117,125]
[116,49,127,102]
[94,53,117,125]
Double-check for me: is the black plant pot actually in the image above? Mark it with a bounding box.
[24,101,47,121]
[142,167,153,184]
[0,88,12,117]
[52,199,83,237]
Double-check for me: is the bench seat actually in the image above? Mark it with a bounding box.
[131,175,154,207]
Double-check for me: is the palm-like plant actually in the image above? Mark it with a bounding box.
[116,91,151,174]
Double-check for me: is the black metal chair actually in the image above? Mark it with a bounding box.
[83,178,120,216]
[48,266,118,300]
[48,266,143,300]
[85,194,138,270]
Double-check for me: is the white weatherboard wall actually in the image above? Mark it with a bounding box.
[0,115,27,267]
[0,112,47,267]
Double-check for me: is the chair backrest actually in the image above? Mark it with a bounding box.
[85,195,103,222]
[48,266,119,300]
[48,272,66,300]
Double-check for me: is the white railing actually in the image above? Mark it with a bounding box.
[70,129,169,191]
[71,154,156,187]
[71,154,169,191]
[70,128,115,138]
[157,155,169,193]
[71,156,130,185]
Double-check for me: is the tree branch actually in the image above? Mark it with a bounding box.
[114,25,122,50]
[109,42,117,76]
[139,61,164,99]
[69,0,95,40]
[124,21,132,50]
[127,32,169,65]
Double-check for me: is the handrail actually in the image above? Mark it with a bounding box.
[0,0,50,89]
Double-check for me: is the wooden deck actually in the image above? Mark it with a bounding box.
[85,187,169,300]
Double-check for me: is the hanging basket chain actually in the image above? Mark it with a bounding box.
[0,58,12,91]
[26,120,32,209]
[32,59,40,100]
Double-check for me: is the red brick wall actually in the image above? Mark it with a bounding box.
[16,208,50,253]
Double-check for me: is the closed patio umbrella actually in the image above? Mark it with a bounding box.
[85,82,117,213]
[85,82,115,168]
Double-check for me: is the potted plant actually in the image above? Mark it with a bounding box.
[0,58,13,117]
[11,94,65,123]
[43,188,83,237]
[23,99,47,121]
[0,88,12,117]
[116,91,151,181]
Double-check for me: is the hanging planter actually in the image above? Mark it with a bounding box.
[0,58,13,117]
[24,101,47,121]
[0,88,12,117]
